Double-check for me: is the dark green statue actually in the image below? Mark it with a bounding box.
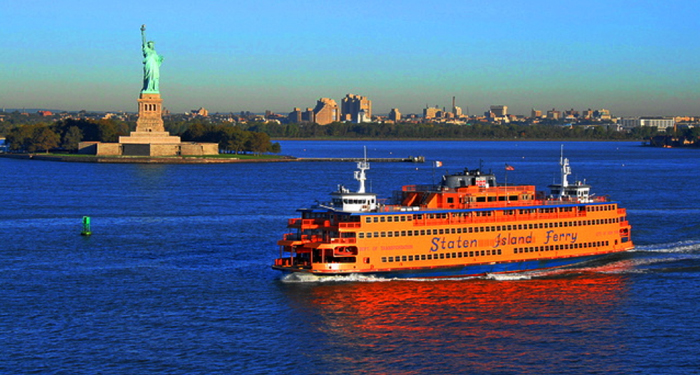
[140,25,163,94]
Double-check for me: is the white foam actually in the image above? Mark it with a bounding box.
[280,272,391,283]
[632,239,700,254]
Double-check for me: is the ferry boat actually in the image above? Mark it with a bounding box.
[273,151,633,278]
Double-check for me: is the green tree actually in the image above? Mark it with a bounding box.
[32,127,60,153]
[61,126,83,151]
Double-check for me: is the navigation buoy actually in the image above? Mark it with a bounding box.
[81,216,92,236]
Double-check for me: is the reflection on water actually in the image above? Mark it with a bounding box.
[281,270,629,374]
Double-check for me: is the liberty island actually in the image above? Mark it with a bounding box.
[77,25,218,158]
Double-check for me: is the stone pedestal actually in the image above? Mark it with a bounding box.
[136,92,165,132]
[119,92,181,145]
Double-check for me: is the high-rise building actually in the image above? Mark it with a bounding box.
[547,108,561,120]
[313,98,340,125]
[531,109,542,118]
[452,97,463,117]
[341,94,372,123]
[424,106,440,120]
[389,108,401,122]
[288,107,303,123]
[490,105,508,118]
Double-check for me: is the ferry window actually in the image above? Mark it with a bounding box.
[488,197,496,202]
[359,233,365,239]
[382,257,387,262]
[439,229,444,235]
[388,257,394,262]
[381,232,386,237]
[394,231,400,237]
[387,232,393,237]
[481,250,485,256]
[380,217,385,222]
[476,197,486,202]
[498,249,502,255]
[373,217,378,223]
[401,216,406,222]
[439,253,445,259]
[420,230,426,236]
[402,256,407,262]
[387,216,393,222]
[408,255,414,261]
[421,255,426,260]
[447,197,454,203]
[407,216,412,221]
[365,217,371,223]
[374,232,379,238]
[458,252,463,258]
[446,253,451,259]
[427,254,432,260]
[457,228,462,234]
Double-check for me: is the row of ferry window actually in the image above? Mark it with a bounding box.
[514,241,610,253]
[363,205,618,224]
[381,249,503,263]
[357,217,623,239]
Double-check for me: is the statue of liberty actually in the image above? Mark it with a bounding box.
[140,25,163,94]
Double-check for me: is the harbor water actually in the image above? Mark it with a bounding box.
[1,140,699,374]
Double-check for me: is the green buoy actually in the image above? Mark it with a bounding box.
[81,216,92,236]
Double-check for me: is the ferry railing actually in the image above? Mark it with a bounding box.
[283,232,301,241]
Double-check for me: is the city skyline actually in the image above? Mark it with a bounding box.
[3,0,699,117]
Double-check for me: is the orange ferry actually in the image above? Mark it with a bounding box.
[273,151,633,278]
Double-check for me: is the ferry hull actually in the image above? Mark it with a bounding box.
[273,252,623,279]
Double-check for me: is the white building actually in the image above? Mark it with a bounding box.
[620,117,675,130]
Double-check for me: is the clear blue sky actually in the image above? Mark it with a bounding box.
[2,0,699,116]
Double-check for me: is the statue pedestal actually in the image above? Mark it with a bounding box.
[135,93,165,133]
[120,91,181,145]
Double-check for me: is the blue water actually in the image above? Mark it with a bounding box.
[1,140,700,374]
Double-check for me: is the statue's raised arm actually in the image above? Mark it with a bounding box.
[140,24,163,94]
[141,24,147,48]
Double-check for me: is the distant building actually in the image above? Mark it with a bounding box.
[313,98,340,125]
[490,105,507,118]
[581,109,594,120]
[563,108,579,119]
[547,108,561,120]
[424,106,440,120]
[594,109,612,120]
[37,110,53,117]
[452,97,463,117]
[620,117,675,130]
[341,94,372,123]
[531,109,542,118]
[288,107,303,123]
[389,108,401,122]
[191,107,208,117]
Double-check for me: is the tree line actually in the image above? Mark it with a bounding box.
[240,121,661,140]
[4,119,280,154]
